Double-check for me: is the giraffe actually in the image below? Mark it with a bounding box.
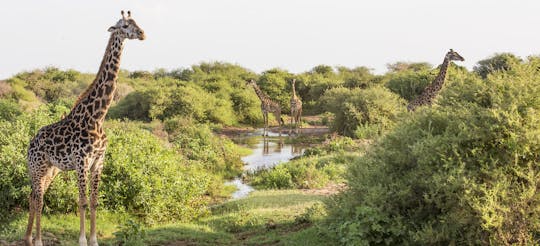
[246,79,284,136]
[407,49,464,111]
[24,11,145,246]
[289,79,302,135]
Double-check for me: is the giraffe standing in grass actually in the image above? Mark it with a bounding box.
[24,11,145,246]
[407,49,465,111]
[289,79,302,135]
[247,79,284,136]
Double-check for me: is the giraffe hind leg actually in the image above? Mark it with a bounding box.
[26,164,57,246]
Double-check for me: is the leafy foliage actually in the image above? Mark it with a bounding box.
[474,53,523,79]
[102,121,211,224]
[385,69,433,101]
[249,137,359,189]
[321,86,405,138]
[326,60,540,245]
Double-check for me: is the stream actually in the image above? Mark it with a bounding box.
[225,129,308,199]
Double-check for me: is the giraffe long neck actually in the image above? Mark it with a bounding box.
[70,32,125,126]
[252,83,269,104]
[430,57,450,92]
[292,80,297,98]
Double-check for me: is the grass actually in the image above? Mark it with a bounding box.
[1,189,335,245]
[1,211,130,245]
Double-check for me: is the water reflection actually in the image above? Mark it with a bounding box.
[261,136,285,155]
[242,136,305,172]
[227,130,313,199]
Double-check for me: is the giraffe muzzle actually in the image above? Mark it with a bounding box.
[138,31,146,40]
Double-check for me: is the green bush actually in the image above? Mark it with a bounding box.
[0,105,67,224]
[164,117,244,178]
[0,109,213,225]
[101,121,211,224]
[474,53,523,79]
[250,137,358,190]
[385,69,433,101]
[321,86,405,138]
[0,99,22,120]
[326,60,540,245]
[114,219,147,246]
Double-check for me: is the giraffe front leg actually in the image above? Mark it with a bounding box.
[296,112,302,135]
[290,112,294,135]
[89,155,104,246]
[263,112,268,136]
[32,181,45,246]
[77,163,89,246]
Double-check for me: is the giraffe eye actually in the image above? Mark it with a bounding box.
[122,25,128,28]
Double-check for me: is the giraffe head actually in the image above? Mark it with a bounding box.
[108,10,146,40]
[246,79,257,87]
[446,49,464,62]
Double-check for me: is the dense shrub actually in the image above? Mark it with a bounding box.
[9,68,90,103]
[0,104,67,224]
[0,99,23,120]
[0,109,213,226]
[326,61,540,245]
[385,69,433,101]
[164,117,244,179]
[321,86,405,138]
[108,91,152,121]
[474,53,523,79]
[102,121,211,224]
[110,66,261,126]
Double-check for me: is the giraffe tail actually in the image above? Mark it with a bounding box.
[280,117,285,126]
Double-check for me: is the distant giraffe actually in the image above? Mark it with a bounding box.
[24,11,145,246]
[289,79,302,135]
[407,49,465,111]
[247,79,284,136]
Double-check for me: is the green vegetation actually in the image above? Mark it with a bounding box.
[321,86,405,138]
[248,137,362,189]
[325,58,540,245]
[2,52,540,245]
[2,190,334,245]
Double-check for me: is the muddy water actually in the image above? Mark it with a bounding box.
[225,130,307,199]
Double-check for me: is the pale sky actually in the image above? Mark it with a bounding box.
[1,0,539,79]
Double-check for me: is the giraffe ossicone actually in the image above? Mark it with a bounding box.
[24,11,145,246]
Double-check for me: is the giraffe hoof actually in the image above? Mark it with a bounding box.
[24,237,33,246]
[90,235,99,246]
[79,236,88,246]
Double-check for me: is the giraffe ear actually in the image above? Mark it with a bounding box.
[108,26,117,32]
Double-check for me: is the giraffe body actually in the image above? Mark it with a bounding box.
[25,11,145,246]
[247,79,284,136]
[289,79,302,135]
[407,49,464,111]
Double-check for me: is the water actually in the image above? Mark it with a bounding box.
[225,131,307,199]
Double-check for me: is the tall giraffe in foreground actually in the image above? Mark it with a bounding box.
[247,79,284,136]
[289,79,302,135]
[25,11,145,246]
[407,49,464,111]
